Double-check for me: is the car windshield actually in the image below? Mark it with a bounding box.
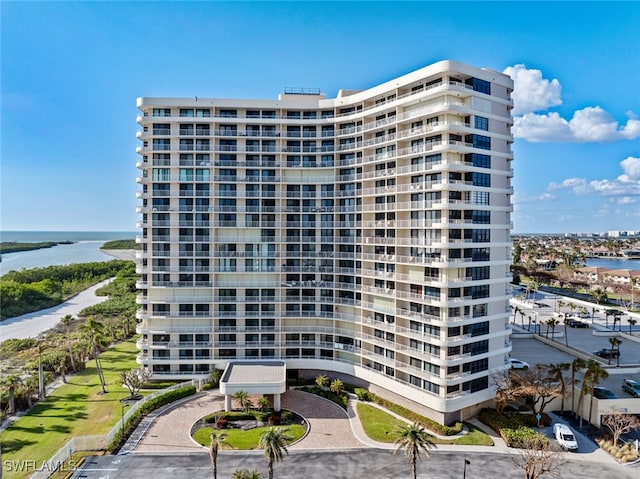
[562,433,575,441]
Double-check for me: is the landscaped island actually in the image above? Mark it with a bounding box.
[100,239,140,250]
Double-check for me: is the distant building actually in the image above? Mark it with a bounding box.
[135,60,514,424]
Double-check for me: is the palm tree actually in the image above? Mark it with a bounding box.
[562,314,570,346]
[78,317,108,394]
[608,337,622,367]
[586,360,609,426]
[557,299,565,314]
[233,390,252,412]
[545,318,559,340]
[394,422,436,479]
[548,363,570,414]
[232,470,263,479]
[577,360,608,428]
[570,358,586,418]
[315,374,329,389]
[612,314,622,331]
[209,368,223,388]
[258,396,270,412]
[209,431,229,479]
[329,378,344,395]
[259,427,291,479]
[628,317,637,334]
[1,375,22,414]
[60,314,77,372]
[591,287,607,305]
[567,302,577,317]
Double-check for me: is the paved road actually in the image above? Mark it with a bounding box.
[72,449,638,479]
[0,278,112,340]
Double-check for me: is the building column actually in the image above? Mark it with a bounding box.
[224,394,232,412]
[273,393,281,412]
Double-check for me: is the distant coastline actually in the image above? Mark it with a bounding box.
[0,231,137,243]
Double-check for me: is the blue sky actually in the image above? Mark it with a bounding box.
[2,1,639,234]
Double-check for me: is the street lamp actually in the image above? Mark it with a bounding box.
[463,458,470,479]
[121,403,131,436]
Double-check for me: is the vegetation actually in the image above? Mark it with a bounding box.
[259,427,291,479]
[510,436,565,479]
[100,239,140,250]
[298,385,349,409]
[356,403,492,446]
[393,422,436,479]
[193,424,304,451]
[0,260,133,320]
[370,394,463,436]
[596,438,639,463]
[0,241,72,254]
[479,408,550,448]
[0,264,138,418]
[209,431,229,479]
[601,409,640,447]
[494,366,563,417]
[1,339,141,479]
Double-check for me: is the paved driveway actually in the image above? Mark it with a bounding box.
[131,389,364,453]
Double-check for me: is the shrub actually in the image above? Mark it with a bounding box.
[216,418,229,429]
[281,410,293,422]
[371,395,462,436]
[478,408,549,447]
[354,388,372,401]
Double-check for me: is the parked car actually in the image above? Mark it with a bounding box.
[593,387,617,399]
[566,317,589,328]
[622,378,640,398]
[553,423,578,451]
[509,358,529,370]
[593,348,620,359]
[605,309,624,316]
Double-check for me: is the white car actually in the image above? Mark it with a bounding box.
[553,423,578,451]
[509,358,529,370]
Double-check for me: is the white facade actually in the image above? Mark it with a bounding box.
[135,60,514,422]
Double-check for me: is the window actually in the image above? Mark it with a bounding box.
[472,191,490,205]
[472,172,491,187]
[465,77,491,94]
[465,153,491,168]
[153,108,171,117]
[474,116,489,131]
[462,376,488,393]
[180,109,194,117]
[465,134,491,150]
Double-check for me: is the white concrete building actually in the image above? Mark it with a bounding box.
[135,60,514,423]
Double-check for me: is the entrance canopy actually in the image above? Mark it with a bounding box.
[219,360,287,411]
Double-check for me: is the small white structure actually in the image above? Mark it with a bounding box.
[219,360,287,412]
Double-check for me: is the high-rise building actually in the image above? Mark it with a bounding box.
[135,60,514,423]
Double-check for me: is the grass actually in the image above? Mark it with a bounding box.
[193,424,306,449]
[0,338,142,479]
[357,403,406,442]
[356,403,494,446]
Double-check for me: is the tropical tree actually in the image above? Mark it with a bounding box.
[315,374,329,389]
[548,363,570,414]
[612,314,622,331]
[627,317,637,334]
[209,368,223,388]
[556,300,565,314]
[1,375,22,414]
[393,422,436,479]
[545,318,559,340]
[209,430,229,479]
[231,470,263,479]
[577,360,608,428]
[570,358,586,418]
[258,396,270,412]
[592,287,607,306]
[60,314,78,372]
[78,317,108,394]
[329,378,344,395]
[608,337,622,366]
[567,302,577,316]
[233,390,253,413]
[562,315,569,347]
[259,427,291,479]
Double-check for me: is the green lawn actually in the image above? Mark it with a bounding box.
[356,402,406,442]
[193,424,306,449]
[0,338,141,479]
[356,402,493,446]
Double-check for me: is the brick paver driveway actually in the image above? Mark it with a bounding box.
[132,389,364,453]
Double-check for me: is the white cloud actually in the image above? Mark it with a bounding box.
[547,156,640,197]
[504,64,640,143]
[513,107,640,142]
[503,64,562,115]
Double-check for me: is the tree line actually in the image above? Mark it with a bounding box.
[0,261,138,416]
[0,260,132,320]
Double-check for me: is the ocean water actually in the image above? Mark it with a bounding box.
[0,231,137,276]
